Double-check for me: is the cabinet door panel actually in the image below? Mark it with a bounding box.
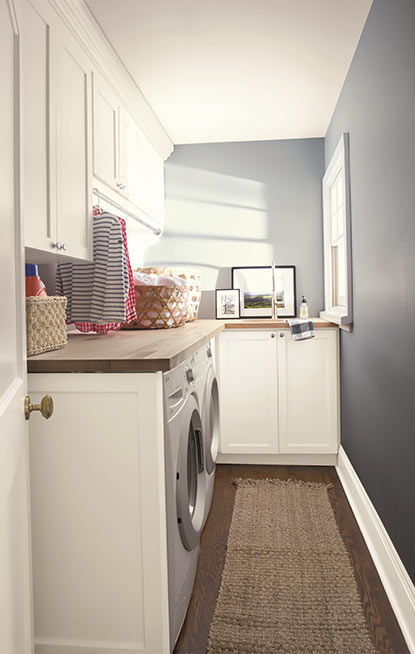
[219,331,278,453]
[28,373,170,652]
[277,330,339,453]
[22,0,53,250]
[92,72,118,190]
[55,28,92,260]
[118,106,130,198]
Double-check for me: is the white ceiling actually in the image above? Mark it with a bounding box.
[86,0,373,145]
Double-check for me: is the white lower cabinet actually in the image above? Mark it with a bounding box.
[218,329,339,459]
[218,330,278,453]
[28,373,170,654]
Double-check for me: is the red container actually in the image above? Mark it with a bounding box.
[25,264,47,297]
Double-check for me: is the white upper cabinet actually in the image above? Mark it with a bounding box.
[92,73,165,227]
[22,0,172,262]
[54,24,92,261]
[92,71,118,192]
[22,0,93,262]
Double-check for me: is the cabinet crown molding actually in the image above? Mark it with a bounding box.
[46,0,174,160]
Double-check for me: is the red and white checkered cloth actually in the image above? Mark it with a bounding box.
[74,206,137,333]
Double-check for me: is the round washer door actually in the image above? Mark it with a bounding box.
[205,369,219,475]
[176,393,206,551]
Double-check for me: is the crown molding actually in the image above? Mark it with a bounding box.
[47,0,173,160]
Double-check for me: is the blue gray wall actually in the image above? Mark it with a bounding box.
[326,0,415,581]
[145,139,325,317]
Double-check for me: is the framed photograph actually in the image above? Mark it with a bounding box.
[215,288,240,319]
[231,266,296,318]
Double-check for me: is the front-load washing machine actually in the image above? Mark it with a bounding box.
[194,341,220,528]
[163,355,206,652]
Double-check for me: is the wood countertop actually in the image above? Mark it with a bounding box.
[27,318,336,374]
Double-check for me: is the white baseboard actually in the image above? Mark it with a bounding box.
[35,640,143,654]
[336,446,415,653]
[217,453,337,465]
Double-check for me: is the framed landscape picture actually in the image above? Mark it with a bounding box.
[231,266,296,318]
[215,288,240,319]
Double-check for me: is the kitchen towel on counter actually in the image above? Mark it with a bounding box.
[56,208,136,332]
[286,319,315,341]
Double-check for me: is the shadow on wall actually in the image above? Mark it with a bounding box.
[144,163,274,318]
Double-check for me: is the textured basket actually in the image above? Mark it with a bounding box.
[26,296,67,356]
[139,267,201,322]
[123,285,189,329]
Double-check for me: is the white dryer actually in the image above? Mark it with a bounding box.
[163,355,206,652]
[194,341,220,528]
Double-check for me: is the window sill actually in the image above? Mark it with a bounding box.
[319,310,353,332]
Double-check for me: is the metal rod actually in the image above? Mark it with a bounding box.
[92,187,162,236]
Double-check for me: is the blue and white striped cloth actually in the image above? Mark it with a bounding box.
[56,212,128,324]
[286,319,315,341]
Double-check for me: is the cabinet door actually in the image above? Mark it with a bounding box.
[54,25,92,260]
[134,130,165,226]
[219,331,278,453]
[22,0,55,251]
[28,373,170,653]
[277,329,339,453]
[92,72,118,191]
[118,105,131,199]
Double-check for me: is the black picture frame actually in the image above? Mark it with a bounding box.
[215,288,240,320]
[231,265,296,318]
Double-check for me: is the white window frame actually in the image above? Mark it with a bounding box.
[320,133,353,327]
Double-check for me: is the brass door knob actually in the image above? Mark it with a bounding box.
[24,394,54,420]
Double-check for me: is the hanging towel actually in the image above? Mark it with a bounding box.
[72,207,137,333]
[286,319,315,341]
[57,209,132,329]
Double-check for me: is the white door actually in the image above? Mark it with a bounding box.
[0,0,33,652]
[218,330,278,453]
[277,329,340,453]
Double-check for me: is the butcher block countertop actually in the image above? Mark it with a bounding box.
[27,318,336,373]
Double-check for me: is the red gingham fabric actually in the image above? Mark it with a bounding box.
[74,206,137,333]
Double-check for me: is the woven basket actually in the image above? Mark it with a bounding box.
[139,267,201,322]
[123,285,189,329]
[26,296,67,356]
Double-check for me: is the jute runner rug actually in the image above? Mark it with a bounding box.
[207,479,377,654]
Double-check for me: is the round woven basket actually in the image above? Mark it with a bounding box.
[138,267,201,322]
[123,285,189,329]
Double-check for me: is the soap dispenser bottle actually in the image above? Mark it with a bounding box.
[300,296,309,319]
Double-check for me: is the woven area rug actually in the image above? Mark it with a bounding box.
[207,479,377,654]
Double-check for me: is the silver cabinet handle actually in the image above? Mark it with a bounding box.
[271,332,276,338]
[279,332,285,338]
[51,242,67,251]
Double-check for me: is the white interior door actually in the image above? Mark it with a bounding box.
[0,1,33,652]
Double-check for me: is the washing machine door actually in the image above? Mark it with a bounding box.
[205,368,219,475]
[177,394,206,551]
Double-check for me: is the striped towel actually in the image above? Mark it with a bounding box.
[73,208,137,333]
[57,211,130,326]
[287,319,315,341]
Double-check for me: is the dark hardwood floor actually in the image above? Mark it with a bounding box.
[173,464,409,654]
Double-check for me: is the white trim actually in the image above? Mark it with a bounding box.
[35,639,143,654]
[320,132,353,326]
[217,453,338,465]
[336,446,415,653]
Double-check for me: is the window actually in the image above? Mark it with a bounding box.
[320,133,353,327]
